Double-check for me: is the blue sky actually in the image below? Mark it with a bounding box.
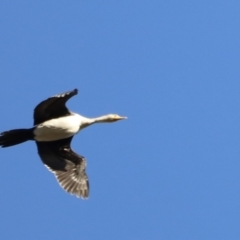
[1,1,240,239]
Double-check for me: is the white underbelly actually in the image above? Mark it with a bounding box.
[34,115,81,142]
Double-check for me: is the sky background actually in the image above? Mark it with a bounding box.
[1,1,240,239]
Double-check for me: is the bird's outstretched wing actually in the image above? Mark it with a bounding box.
[36,137,89,198]
[33,89,78,125]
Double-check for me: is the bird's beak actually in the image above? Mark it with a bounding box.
[116,116,127,120]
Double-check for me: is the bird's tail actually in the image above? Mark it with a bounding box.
[0,128,34,147]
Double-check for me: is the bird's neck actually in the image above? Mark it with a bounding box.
[91,115,111,123]
[79,115,110,130]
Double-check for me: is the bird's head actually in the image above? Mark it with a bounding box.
[105,114,127,122]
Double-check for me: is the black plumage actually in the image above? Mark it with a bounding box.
[36,137,89,198]
[34,88,78,125]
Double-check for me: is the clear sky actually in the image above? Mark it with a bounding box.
[1,1,240,239]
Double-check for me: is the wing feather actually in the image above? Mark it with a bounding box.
[36,137,89,199]
[33,89,78,125]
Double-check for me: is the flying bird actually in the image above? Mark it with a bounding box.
[0,89,126,198]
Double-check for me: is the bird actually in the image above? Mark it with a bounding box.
[0,89,126,199]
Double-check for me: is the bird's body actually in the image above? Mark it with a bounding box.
[34,113,82,141]
[0,89,126,198]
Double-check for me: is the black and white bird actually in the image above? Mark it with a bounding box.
[0,89,126,199]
